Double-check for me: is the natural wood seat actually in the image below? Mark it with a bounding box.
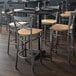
[9,22,28,27]
[18,28,42,36]
[41,14,57,43]
[50,24,72,31]
[60,11,71,17]
[42,19,57,25]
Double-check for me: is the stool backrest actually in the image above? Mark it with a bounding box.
[13,14,34,32]
[13,16,30,29]
[68,11,76,30]
[56,12,59,23]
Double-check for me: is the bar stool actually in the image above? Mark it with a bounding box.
[41,12,58,43]
[15,15,43,72]
[49,11,76,64]
[59,11,71,24]
[7,9,29,55]
[0,9,10,31]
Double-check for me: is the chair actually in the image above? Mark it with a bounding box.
[7,9,29,55]
[14,15,43,72]
[4,8,24,31]
[0,9,10,31]
[59,11,71,24]
[41,12,58,43]
[49,11,76,64]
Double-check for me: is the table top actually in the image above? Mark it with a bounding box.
[22,7,58,14]
[1,9,24,14]
[1,7,59,15]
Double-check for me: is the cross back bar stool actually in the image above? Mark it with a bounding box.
[7,8,28,55]
[41,12,58,43]
[4,8,24,31]
[49,11,76,64]
[15,14,43,72]
[60,11,71,24]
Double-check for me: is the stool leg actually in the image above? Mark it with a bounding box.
[31,55,34,72]
[15,34,19,69]
[15,31,17,49]
[0,13,2,32]
[44,25,46,44]
[50,30,53,62]
[7,28,10,55]
[29,34,34,72]
[39,32,43,64]
[70,31,75,56]
[24,37,27,57]
[54,31,59,54]
[21,36,27,57]
[67,32,71,64]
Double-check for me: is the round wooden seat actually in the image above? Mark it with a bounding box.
[9,22,28,27]
[60,11,71,17]
[18,28,42,36]
[42,19,57,25]
[50,24,72,31]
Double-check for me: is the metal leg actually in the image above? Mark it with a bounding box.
[50,30,53,62]
[29,32,35,72]
[31,55,34,72]
[5,14,9,31]
[7,28,10,55]
[21,36,27,57]
[15,34,19,69]
[0,13,2,32]
[54,31,58,54]
[15,30,17,49]
[20,36,25,50]
[67,32,71,64]
[44,25,47,45]
[70,31,75,56]
[28,36,30,51]
[39,32,43,64]
[24,37,27,57]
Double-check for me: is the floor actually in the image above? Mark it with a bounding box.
[0,26,76,76]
